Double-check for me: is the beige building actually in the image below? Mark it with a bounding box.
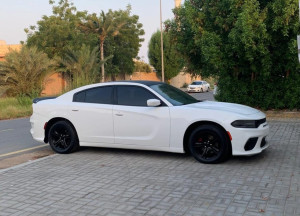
[0,40,21,61]
[0,40,65,96]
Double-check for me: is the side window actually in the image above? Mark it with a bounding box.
[73,91,85,102]
[117,86,159,106]
[73,86,113,104]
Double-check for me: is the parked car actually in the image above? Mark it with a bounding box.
[30,81,269,164]
[187,81,210,93]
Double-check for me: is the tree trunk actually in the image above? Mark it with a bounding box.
[100,40,105,82]
[251,72,255,81]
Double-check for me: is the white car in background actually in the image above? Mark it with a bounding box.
[187,81,210,93]
[30,81,269,164]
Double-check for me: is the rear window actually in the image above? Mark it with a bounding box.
[73,86,113,104]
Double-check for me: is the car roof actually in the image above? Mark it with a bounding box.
[109,80,164,86]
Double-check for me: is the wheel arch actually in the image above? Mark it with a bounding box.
[44,117,78,143]
[183,121,232,155]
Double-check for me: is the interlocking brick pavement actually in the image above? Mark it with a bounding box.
[0,120,299,216]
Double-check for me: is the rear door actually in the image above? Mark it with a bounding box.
[113,85,170,147]
[70,86,114,144]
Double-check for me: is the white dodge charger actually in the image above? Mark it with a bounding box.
[30,81,269,164]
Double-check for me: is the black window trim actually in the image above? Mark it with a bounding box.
[115,85,167,107]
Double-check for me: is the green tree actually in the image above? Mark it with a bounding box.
[134,60,152,72]
[25,0,97,59]
[168,0,300,109]
[78,9,128,82]
[104,8,145,80]
[148,30,183,80]
[0,46,55,96]
[60,45,103,89]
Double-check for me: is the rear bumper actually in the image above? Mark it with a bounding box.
[30,114,47,143]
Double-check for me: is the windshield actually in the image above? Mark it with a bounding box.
[150,83,199,106]
[191,81,202,85]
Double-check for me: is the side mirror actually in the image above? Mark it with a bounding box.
[147,99,161,107]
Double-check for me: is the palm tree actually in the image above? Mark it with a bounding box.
[61,45,112,89]
[79,10,126,82]
[0,46,55,96]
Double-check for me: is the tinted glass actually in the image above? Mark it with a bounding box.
[191,81,202,85]
[73,91,85,102]
[117,86,157,106]
[150,83,198,106]
[73,86,112,104]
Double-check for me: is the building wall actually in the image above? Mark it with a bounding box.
[40,71,200,96]
[0,40,21,62]
[128,72,160,81]
[41,73,67,96]
[0,40,200,96]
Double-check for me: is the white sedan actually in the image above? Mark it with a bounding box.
[187,81,210,93]
[30,81,269,164]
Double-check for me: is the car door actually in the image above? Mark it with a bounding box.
[69,86,114,144]
[113,85,170,147]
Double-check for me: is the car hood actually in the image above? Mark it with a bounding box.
[186,101,260,115]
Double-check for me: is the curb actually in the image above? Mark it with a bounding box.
[0,154,57,174]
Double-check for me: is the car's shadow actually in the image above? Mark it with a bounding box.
[76,146,271,165]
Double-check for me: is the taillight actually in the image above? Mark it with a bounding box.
[44,122,48,130]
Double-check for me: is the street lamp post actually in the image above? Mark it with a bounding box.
[298,0,300,63]
[160,0,165,82]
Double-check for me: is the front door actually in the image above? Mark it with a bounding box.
[113,85,170,147]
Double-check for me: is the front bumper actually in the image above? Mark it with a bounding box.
[187,88,201,92]
[230,122,270,156]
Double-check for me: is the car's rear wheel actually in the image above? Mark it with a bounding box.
[188,125,230,163]
[207,87,210,92]
[48,121,79,154]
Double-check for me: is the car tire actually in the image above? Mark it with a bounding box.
[201,88,203,93]
[207,87,210,92]
[188,125,230,164]
[48,121,79,154]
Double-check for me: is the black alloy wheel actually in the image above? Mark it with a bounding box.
[48,121,79,154]
[188,125,230,163]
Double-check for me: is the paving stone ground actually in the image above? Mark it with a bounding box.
[0,120,299,216]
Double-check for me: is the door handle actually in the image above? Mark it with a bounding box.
[115,113,123,116]
[72,110,79,112]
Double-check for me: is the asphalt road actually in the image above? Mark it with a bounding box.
[0,118,48,157]
[188,90,215,101]
[0,91,215,159]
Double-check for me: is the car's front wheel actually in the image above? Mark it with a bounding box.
[188,125,230,163]
[48,121,79,154]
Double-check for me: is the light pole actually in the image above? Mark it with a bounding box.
[298,0,300,63]
[160,0,165,82]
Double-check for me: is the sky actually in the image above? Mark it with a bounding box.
[0,0,182,62]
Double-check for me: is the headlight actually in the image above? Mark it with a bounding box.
[231,118,266,128]
[231,120,257,128]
